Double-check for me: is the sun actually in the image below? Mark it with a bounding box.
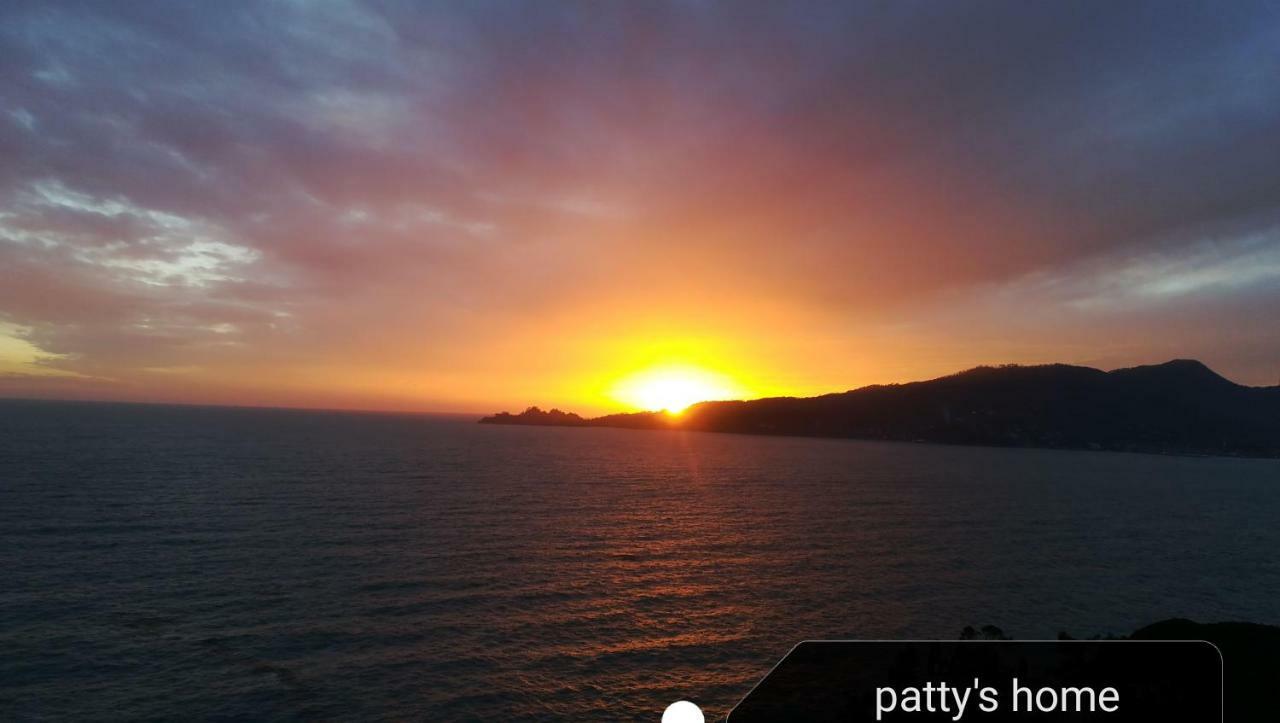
[611,365,745,414]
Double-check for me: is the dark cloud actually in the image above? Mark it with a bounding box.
[2,0,1279,406]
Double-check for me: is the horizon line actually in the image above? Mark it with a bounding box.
[4,358,1272,419]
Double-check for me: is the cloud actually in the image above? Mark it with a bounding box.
[985,216,1280,311]
[1,1,1279,408]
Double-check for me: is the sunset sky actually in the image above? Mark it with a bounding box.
[2,1,1279,414]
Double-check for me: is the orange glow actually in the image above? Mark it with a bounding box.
[611,364,747,413]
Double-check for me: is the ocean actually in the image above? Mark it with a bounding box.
[2,400,1277,720]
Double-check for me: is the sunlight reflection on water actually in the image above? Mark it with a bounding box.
[2,401,1278,720]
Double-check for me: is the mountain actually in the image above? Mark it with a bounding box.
[480,360,1280,457]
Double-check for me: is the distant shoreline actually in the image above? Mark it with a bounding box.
[483,417,1280,462]
[482,359,1280,460]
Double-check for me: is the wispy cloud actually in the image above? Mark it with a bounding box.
[2,1,1279,408]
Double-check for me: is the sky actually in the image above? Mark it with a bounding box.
[2,1,1279,414]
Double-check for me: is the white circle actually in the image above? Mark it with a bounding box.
[662,700,704,723]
